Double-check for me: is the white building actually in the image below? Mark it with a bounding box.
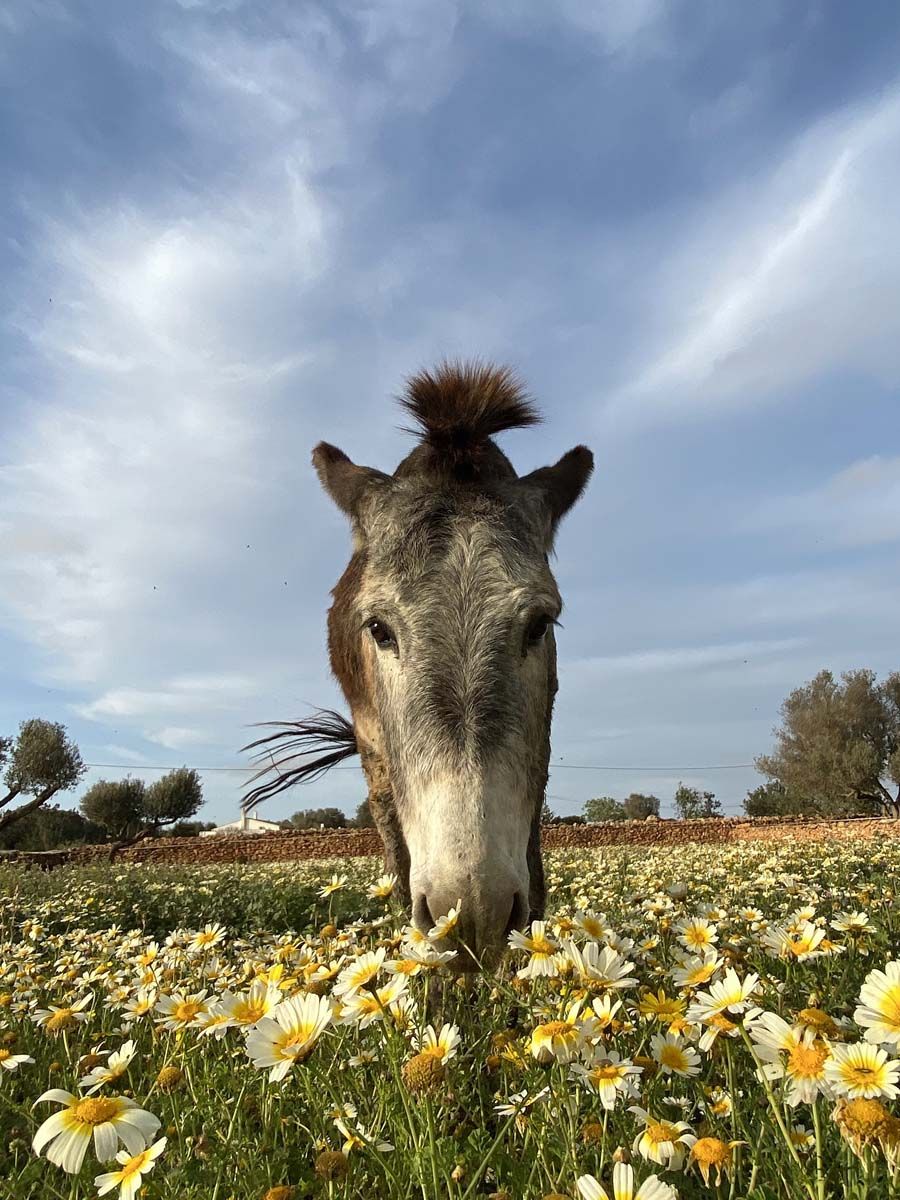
[199,812,283,837]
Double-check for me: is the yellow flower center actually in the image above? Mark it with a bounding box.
[646,1120,679,1145]
[580,919,605,939]
[74,1097,119,1126]
[835,1097,892,1140]
[589,1062,624,1082]
[639,992,683,1020]
[530,935,556,955]
[234,1002,265,1024]
[692,1137,731,1165]
[688,965,716,984]
[119,1149,150,1180]
[789,938,814,956]
[536,1021,574,1040]
[279,1023,318,1057]
[156,1065,183,1090]
[708,1013,737,1032]
[45,1010,75,1032]
[797,1008,837,1034]
[173,1001,202,1023]
[0,1050,10,1062]
[787,1042,828,1078]
[845,1064,878,1085]
[659,1044,688,1069]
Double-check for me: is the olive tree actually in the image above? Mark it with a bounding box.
[756,669,900,817]
[0,720,86,834]
[583,796,626,822]
[81,768,204,845]
[673,784,722,820]
[622,792,661,820]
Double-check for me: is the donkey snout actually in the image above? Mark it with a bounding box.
[413,873,529,966]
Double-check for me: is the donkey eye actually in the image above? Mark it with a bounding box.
[367,619,397,651]
[525,614,553,648]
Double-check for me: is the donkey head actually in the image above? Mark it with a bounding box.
[247,363,592,965]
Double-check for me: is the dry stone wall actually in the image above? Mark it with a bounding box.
[4,814,885,870]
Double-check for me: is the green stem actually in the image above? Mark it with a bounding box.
[738,1025,815,1200]
[812,1099,826,1200]
[458,1113,517,1200]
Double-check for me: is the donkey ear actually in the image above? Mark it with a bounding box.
[520,445,594,532]
[312,442,391,519]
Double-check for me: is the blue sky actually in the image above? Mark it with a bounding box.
[2,0,900,825]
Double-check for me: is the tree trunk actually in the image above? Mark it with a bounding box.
[106,823,155,862]
[0,785,22,812]
[0,785,59,833]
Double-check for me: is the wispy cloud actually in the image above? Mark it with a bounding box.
[3,2,900,824]
[605,88,900,426]
[572,637,806,677]
[746,455,900,548]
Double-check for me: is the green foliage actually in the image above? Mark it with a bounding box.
[622,792,660,820]
[673,783,722,820]
[289,806,348,830]
[80,768,204,839]
[2,719,85,797]
[80,777,147,838]
[583,796,626,822]
[354,799,376,828]
[1,841,899,1199]
[143,767,203,827]
[0,804,105,851]
[743,780,809,817]
[540,800,556,823]
[757,668,900,816]
[168,820,218,838]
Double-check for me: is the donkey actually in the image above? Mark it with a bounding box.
[244,362,593,964]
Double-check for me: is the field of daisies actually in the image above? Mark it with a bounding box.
[1,840,900,1200]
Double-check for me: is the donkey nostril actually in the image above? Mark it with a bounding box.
[504,892,528,938]
[412,894,433,932]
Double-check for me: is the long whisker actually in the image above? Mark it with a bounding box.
[240,709,359,811]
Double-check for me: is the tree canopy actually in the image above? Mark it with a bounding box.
[0,720,86,834]
[622,793,661,820]
[0,804,106,851]
[756,669,900,817]
[289,806,348,830]
[673,784,722,820]
[353,800,376,829]
[743,781,807,818]
[583,796,626,823]
[80,768,204,842]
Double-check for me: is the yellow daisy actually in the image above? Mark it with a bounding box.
[855,960,900,1047]
[95,1137,167,1200]
[825,1042,900,1100]
[32,1091,160,1175]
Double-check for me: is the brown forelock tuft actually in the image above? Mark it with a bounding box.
[398,362,540,474]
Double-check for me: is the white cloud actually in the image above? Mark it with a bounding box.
[98,744,156,765]
[605,88,900,426]
[77,675,256,721]
[477,0,669,56]
[148,726,214,751]
[746,455,900,547]
[571,637,805,677]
